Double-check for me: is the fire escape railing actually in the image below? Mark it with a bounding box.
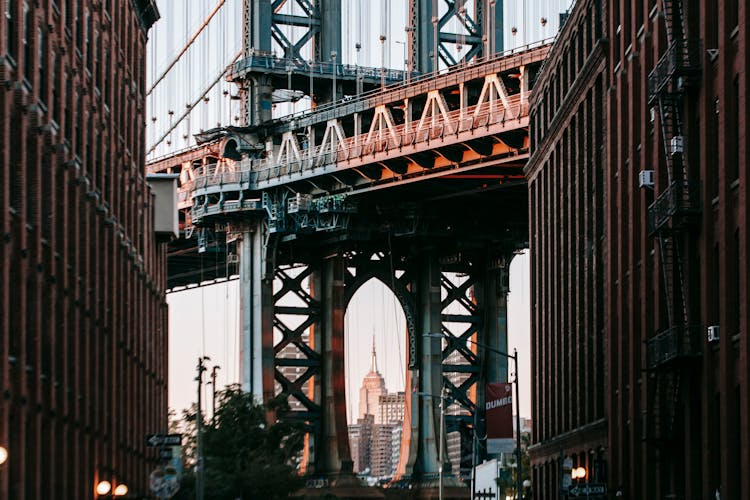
[647,39,703,103]
[647,180,701,236]
[643,4,703,446]
[646,325,703,370]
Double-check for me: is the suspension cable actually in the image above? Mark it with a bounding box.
[148,50,242,155]
[147,0,227,96]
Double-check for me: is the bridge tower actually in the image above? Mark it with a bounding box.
[234,0,505,126]
[157,1,543,496]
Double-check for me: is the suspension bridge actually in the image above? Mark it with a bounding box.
[147,1,568,497]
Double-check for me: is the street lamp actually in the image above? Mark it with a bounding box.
[395,40,407,83]
[95,479,129,498]
[571,466,587,480]
[195,356,210,500]
[379,35,387,90]
[96,480,112,496]
[425,332,523,500]
[331,50,337,103]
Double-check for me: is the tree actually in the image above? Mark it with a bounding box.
[175,385,305,500]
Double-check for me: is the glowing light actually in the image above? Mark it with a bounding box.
[571,466,587,479]
[0,446,7,465]
[96,480,112,495]
[114,483,129,496]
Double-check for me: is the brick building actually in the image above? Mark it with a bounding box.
[0,1,167,498]
[527,0,749,498]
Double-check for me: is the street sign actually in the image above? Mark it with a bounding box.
[159,447,173,460]
[568,483,607,497]
[146,433,182,447]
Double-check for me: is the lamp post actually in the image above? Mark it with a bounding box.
[211,365,221,423]
[379,35,387,90]
[395,40,407,83]
[331,50,337,103]
[196,356,210,500]
[425,333,523,500]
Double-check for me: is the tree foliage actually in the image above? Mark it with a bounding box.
[174,385,305,500]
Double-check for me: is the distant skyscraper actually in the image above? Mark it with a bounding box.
[349,414,374,474]
[358,337,386,422]
[349,341,405,478]
[378,392,405,425]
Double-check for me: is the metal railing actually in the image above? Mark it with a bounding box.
[271,37,553,129]
[227,52,411,83]
[647,39,702,100]
[646,325,702,370]
[185,92,527,193]
[647,180,701,234]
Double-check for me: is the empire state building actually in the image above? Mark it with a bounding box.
[359,337,387,423]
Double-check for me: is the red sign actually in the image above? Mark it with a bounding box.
[486,382,514,453]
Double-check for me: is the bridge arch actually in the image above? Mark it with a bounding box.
[344,270,410,478]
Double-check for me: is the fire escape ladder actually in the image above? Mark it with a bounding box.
[673,236,690,327]
[657,94,683,185]
[659,370,681,442]
[657,235,676,329]
[645,14,702,446]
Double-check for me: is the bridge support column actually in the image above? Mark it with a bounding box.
[318,253,357,483]
[399,253,447,487]
[238,223,275,405]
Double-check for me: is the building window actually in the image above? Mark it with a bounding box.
[5,0,14,60]
[75,1,82,49]
[84,9,90,70]
[728,0,739,31]
[710,97,719,197]
[38,26,45,99]
[731,76,739,180]
[22,1,31,81]
[51,50,59,123]
[731,229,740,335]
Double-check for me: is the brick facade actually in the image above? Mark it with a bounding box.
[527,0,749,498]
[0,1,166,498]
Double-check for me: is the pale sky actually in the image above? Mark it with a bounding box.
[155,0,571,421]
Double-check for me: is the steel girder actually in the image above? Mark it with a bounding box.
[240,229,512,485]
[408,0,504,73]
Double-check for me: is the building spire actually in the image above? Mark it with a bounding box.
[371,333,378,372]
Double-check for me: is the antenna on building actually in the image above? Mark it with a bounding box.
[371,332,378,372]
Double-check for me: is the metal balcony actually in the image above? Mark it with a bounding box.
[646,325,702,370]
[647,39,702,103]
[647,180,701,235]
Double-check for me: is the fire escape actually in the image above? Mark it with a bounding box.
[643,0,702,445]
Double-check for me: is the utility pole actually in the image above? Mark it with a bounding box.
[513,348,522,500]
[211,365,221,422]
[196,356,210,500]
[439,385,446,500]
